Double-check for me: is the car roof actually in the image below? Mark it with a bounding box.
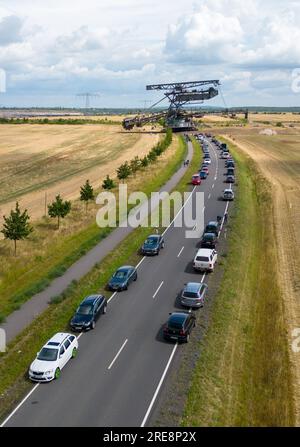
[46,332,72,347]
[196,248,215,255]
[81,294,102,305]
[185,282,202,292]
[118,265,134,271]
[203,232,216,238]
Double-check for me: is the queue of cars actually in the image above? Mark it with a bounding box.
[29,133,235,380]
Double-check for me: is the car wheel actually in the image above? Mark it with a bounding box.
[103,305,107,314]
[72,347,77,359]
[55,368,61,380]
[91,321,96,330]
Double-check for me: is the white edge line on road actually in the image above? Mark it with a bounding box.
[177,246,184,258]
[212,184,214,189]
[107,291,117,304]
[153,281,164,299]
[0,384,40,427]
[141,343,178,427]
[162,186,196,237]
[108,339,128,370]
[208,193,211,200]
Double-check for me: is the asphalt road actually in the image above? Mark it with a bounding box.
[2,138,233,427]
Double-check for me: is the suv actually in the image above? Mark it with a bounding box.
[163,311,196,343]
[223,189,234,201]
[180,282,208,308]
[201,232,218,248]
[204,221,219,236]
[29,333,78,382]
[70,295,107,331]
[193,248,217,272]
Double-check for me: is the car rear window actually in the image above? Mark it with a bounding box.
[183,291,198,298]
[196,256,209,262]
[169,321,183,329]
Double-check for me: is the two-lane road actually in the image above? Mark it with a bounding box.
[2,138,233,427]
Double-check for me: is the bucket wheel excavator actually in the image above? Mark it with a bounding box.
[122,80,248,131]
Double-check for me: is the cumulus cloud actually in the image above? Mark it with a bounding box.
[0,0,299,106]
[165,0,300,69]
[0,15,23,45]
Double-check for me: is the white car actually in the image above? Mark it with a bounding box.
[203,159,211,165]
[193,248,217,272]
[221,152,230,159]
[29,333,78,382]
[223,189,234,201]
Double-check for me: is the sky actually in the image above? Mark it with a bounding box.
[0,0,299,108]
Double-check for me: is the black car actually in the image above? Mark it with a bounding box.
[108,265,137,291]
[226,160,235,168]
[204,221,220,236]
[201,232,218,248]
[70,295,107,331]
[163,311,196,343]
[141,234,165,255]
[226,167,235,176]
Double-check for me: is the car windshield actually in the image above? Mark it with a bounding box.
[206,226,216,232]
[184,291,198,298]
[114,270,128,279]
[37,347,58,361]
[77,304,93,315]
[146,238,157,246]
[204,234,214,240]
[196,256,209,262]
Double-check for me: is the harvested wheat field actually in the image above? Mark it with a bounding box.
[221,126,300,423]
[0,124,160,221]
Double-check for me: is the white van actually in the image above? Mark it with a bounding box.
[193,248,217,272]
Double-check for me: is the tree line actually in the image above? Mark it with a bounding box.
[1,129,172,255]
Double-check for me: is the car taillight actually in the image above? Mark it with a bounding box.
[163,326,169,333]
[179,329,186,336]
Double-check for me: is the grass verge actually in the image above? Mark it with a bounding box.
[0,135,197,421]
[181,137,295,426]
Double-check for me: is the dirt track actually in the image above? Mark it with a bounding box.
[222,132,300,423]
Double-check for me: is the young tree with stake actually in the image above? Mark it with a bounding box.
[102,175,116,190]
[80,180,95,213]
[48,195,71,229]
[1,202,33,255]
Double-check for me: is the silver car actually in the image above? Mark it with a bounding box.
[180,282,208,308]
